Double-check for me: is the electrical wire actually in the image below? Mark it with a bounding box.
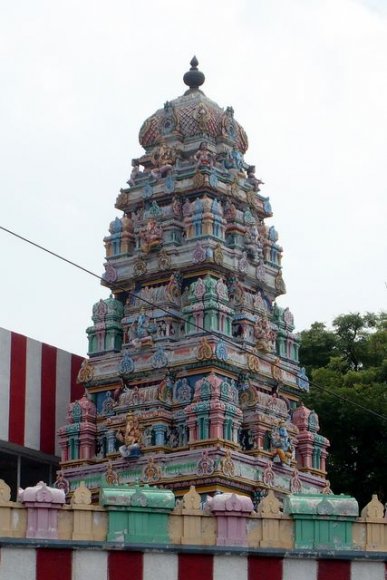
[1,224,386,423]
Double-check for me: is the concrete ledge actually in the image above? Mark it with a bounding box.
[0,537,386,561]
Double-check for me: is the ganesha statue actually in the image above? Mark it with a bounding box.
[116,413,142,459]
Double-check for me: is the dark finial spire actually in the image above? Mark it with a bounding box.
[183,56,205,94]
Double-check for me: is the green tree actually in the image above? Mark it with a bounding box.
[299,322,337,376]
[300,312,387,508]
[332,312,379,371]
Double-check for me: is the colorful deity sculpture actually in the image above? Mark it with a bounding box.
[194,141,216,168]
[271,423,294,465]
[116,413,142,458]
[139,218,163,253]
[254,315,277,353]
[150,140,178,178]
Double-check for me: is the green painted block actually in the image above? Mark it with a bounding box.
[101,484,175,544]
[284,493,359,550]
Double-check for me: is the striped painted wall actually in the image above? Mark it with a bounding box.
[0,548,385,580]
[0,328,84,456]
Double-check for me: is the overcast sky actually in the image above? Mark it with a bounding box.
[0,0,386,356]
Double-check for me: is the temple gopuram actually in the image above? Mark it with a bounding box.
[57,58,330,502]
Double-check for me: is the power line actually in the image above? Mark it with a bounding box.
[1,224,386,423]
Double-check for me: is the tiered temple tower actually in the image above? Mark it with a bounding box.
[58,58,329,501]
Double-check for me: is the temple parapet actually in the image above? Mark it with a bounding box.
[0,479,385,552]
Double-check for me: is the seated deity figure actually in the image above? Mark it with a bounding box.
[224,147,245,173]
[194,141,215,168]
[151,141,177,178]
[130,308,156,348]
[140,218,163,253]
[271,423,293,465]
[116,413,142,458]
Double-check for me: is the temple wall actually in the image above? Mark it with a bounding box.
[0,328,84,456]
[0,479,385,578]
[0,546,385,580]
[1,481,386,552]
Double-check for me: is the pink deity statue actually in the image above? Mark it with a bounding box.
[140,219,163,253]
[194,141,215,168]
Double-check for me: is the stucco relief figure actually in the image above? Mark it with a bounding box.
[224,199,237,222]
[247,165,264,192]
[224,147,245,173]
[151,141,177,178]
[221,106,236,139]
[275,270,286,295]
[254,316,276,352]
[128,159,141,186]
[194,103,211,133]
[130,308,156,348]
[116,413,142,459]
[162,100,179,134]
[194,141,215,168]
[105,461,119,485]
[172,196,182,219]
[157,374,174,403]
[245,223,259,245]
[271,423,293,465]
[165,272,182,303]
[140,218,163,254]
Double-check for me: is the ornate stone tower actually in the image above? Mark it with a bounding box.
[58,58,329,500]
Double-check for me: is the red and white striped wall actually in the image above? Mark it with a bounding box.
[0,549,385,580]
[0,328,84,456]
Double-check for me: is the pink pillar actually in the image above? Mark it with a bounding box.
[79,425,96,460]
[186,414,197,443]
[296,434,314,469]
[58,437,68,462]
[18,482,65,539]
[255,425,267,450]
[320,449,328,472]
[207,493,253,546]
[210,412,224,439]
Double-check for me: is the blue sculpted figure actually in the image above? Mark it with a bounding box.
[297,368,310,392]
[271,423,293,464]
[268,226,279,242]
[231,148,244,171]
[136,309,149,339]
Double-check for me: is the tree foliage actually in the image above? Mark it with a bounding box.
[299,312,387,508]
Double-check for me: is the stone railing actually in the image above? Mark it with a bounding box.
[0,479,386,552]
